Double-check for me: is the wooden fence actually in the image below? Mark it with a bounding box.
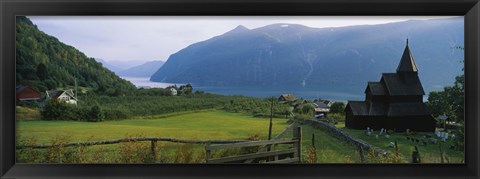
[16,137,251,161]
[205,126,302,164]
[17,123,302,163]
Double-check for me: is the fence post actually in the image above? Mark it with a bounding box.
[394,140,399,157]
[312,133,315,148]
[151,140,158,162]
[293,126,302,163]
[412,146,421,163]
[359,146,365,163]
[205,142,211,163]
[439,143,444,163]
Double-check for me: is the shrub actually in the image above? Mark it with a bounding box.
[45,135,77,163]
[118,138,151,163]
[87,105,104,122]
[330,102,346,114]
[294,113,313,121]
[304,146,317,163]
[363,149,405,163]
[41,100,73,120]
[328,113,345,120]
[16,137,43,163]
[174,144,194,163]
[103,109,128,120]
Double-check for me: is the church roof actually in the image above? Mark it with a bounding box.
[396,39,418,73]
[381,73,425,96]
[365,82,387,96]
[347,101,388,116]
[346,101,369,116]
[387,103,432,116]
[347,101,431,117]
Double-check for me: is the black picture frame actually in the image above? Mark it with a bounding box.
[1,0,479,178]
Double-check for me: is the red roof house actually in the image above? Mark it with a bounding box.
[16,85,41,101]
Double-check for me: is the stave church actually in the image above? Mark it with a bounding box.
[345,40,436,132]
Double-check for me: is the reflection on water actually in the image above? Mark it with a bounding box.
[121,76,182,88]
[121,76,363,102]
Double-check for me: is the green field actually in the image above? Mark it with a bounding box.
[17,110,289,144]
[17,110,463,164]
[282,124,361,163]
[16,110,291,163]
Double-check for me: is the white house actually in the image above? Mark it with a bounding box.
[165,86,177,96]
[45,89,78,105]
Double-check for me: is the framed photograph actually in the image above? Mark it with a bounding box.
[1,0,479,178]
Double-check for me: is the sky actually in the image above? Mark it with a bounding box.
[28,16,456,67]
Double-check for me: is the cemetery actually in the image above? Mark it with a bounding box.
[339,122,464,163]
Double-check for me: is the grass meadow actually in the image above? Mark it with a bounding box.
[283,124,361,163]
[16,110,290,163]
[16,108,464,164]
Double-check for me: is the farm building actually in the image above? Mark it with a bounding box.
[313,99,332,118]
[345,40,436,132]
[278,94,297,103]
[16,85,41,101]
[45,89,78,105]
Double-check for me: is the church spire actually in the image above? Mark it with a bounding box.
[396,38,418,73]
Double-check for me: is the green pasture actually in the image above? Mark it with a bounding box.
[16,110,289,144]
[16,110,290,163]
[282,124,361,163]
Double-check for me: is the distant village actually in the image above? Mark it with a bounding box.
[15,83,190,108]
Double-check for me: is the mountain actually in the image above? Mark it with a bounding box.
[95,58,125,73]
[108,60,145,70]
[117,60,165,77]
[16,16,136,93]
[150,18,464,95]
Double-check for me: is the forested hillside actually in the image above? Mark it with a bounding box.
[16,16,136,94]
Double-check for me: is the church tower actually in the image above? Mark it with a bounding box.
[397,39,419,83]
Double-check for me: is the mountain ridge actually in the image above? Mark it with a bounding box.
[117,60,164,77]
[150,17,464,95]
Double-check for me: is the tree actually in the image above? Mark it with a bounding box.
[178,84,193,96]
[330,102,346,114]
[88,105,104,122]
[426,67,464,122]
[36,63,47,81]
[41,100,70,120]
[426,47,464,150]
[301,103,316,115]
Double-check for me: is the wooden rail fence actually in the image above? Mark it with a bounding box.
[205,127,302,164]
[16,137,251,162]
[16,137,251,149]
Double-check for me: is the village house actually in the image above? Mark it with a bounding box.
[45,89,78,105]
[278,94,297,103]
[313,99,332,118]
[16,85,41,101]
[166,86,177,96]
[344,40,436,132]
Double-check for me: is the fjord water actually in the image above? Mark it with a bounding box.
[122,76,363,102]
